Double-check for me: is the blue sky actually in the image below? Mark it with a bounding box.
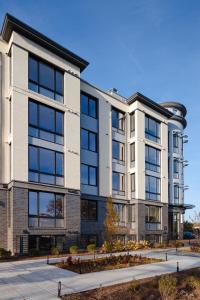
[0,0,199,219]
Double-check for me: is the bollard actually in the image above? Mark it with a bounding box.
[165,253,168,261]
[47,255,49,264]
[177,261,179,272]
[58,281,61,298]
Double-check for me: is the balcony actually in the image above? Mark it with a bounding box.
[145,223,161,231]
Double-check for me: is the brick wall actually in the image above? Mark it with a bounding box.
[0,188,8,249]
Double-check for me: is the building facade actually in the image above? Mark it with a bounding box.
[0,14,191,254]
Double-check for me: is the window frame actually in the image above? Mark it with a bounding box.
[81,91,98,119]
[112,107,125,132]
[145,144,161,173]
[81,163,98,186]
[112,139,125,162]
[131,173,135,192]
[130,112,135,133]
[28,145,64,186]
[28,55,64,102]
[28,190,64,228]
[145,175,160,201]
[81,199,98,221]
[145,205,161,223]
[112,171,125,192]
[81,128,98,152]
[145,115,160,143]
[28,99,64,145]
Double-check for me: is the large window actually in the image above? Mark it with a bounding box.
[29,100,64,145]
[81,129,97,152]
[81,199,97,221]
[131,173,135,192]
[145,145,160,173]
[81,92,97,118]
[112,108,125,132]
[28,191,64,228]
[112,171,125,192]
[173,159,179,178]
[130,143,135,163]
[29,56,64,102]
[173,133,179,151]
[145,175,160,201]
[174,185,179,202]
[130,113,135,133]
[145,115,160,143]
[112,140,125,162]
[29,145,64,186]
[145,206,161,223]
[81,164,97,186]
[113,203,125,225]
[128,204,135,222]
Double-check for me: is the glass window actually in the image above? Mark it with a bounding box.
[128,205,135,222]
[81,199,97,221]
[131,173,135,192]
[89,166,97,186]
[173,159,179,175]
[174,185,179,200]
[145,175,160,201]
[113,203,125,223]
[81,92,97,118]
[81,164,98,186]
[28,191,64,228]
[112,140,125,161]
[145,116,160,143]
[81,164,89,185]
[29,100,64,145]
[130,143,135,162]
[28,56,64,102]
[145,206,161,223]
[112,172,125,191]
[173,133,179,149]
[29,146,64,186]
[130,113,135,132]
[112,108,125,132]
[145,145,160,172]
[81,129,97,152]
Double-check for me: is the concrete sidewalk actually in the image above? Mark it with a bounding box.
[0,249,200,300]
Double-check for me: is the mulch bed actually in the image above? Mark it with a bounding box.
[62,267,200,300]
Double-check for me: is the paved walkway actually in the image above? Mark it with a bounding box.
[0,249,200,300]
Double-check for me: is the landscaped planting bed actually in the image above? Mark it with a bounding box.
[62,267,200,300]
[52,254,162,274]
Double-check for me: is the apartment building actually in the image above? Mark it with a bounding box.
[0,14,192,254]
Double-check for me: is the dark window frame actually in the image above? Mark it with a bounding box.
[28,190,64,228]
[112,107,125,132]
[130,112,135,132]
[28,145,64,186]
[81,91,98,119]
[174,185,179,200]
[130,143,135,162]
[145,205,161,223]
[112,171,125,192]
[145,115,160,143]
[28,99,64,145]
[145,144,161,173]
[81,128,98,152]
[81,163,98,186]
[81,199,98,221]
[131,173,135,192]
[112,139,125,162]
[28,55,64,102]
[145,175,160,201]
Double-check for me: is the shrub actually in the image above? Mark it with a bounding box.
[67,255,73,265]
[128,281,140,294]
[186,276,200,295]
[191,246,200,253]
[51,247,60,256]
[29,249,40,257]
[86,244,96,253]
[0,248,11,258]
[113,240,124,252]
[159,274,177,300]
[69,245,78,254]
[126,240,136,251]
[101,241,112,253]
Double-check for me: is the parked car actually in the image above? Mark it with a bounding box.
[183,231,196,239]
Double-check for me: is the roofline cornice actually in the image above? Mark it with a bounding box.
[1,13,89,72]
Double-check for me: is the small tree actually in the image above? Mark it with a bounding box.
[104,196,119,252]
[184,220,194,232]
[190,211,200,240]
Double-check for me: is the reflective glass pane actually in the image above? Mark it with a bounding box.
[56,153,64,176]
[89,132,96,151]
[55,135,64,145]
[29,81,38,92]
[112,172,119,190]
[112,110,118,128]
[39,218,55,227]
[81,129,88,150]
[112,140,118,159]
[56,195,64,217]
[89,166,97,186]
[89,99,97,118]
[40,148,55,174]
[40,130,54,143]
[56,176,64,186]
[29,57,38,82]
[29,171,39,182]
[39,62,54,90]
[29,101,38,126]
[29,192,38,215]
[40,174,55,184]
[39,105,55,132]
[55,71,64,94]
[81,94,88,115]
[81,164,88,184]
[29,146,38,170]
[55,93,63,102]
[56,111,64,135]
[39,86,54,99]
[39,192,55,217]
[29,127,39,138]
